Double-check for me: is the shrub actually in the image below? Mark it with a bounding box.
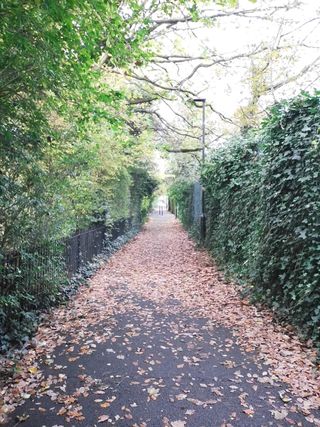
[168,180,194,228]
[202,132,262,282]
[172,91,320,344]
[254,92,320,342]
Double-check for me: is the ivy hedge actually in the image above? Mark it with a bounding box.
[202,132,262,282]
[168,180,194,229]
[172,92,320,345]
[253,93,320,343]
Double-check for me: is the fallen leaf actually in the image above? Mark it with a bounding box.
[171,421,186,427]
[98,414,109,423]
[175,393,187,401]
[272,409,288,420]
[147,387,160,400]
[243,408,255,416]
[16,414,30,422]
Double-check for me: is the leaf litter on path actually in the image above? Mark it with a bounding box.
[0,213,319,425]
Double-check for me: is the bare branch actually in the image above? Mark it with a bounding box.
[155,55,206,60]
[280,17,320,39]
[125,71,197,97]
[148,5,291,33]
[177,45,293,88]
[134,108,200,140]
[207,104,236,126]
[266,55,320,92]
[165,148,202,153]
[153,56,207,64]
[127,97,157,105]
[162,99,200,130]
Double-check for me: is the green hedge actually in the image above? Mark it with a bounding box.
[168,180,194,229]
[0,168,157,350]
[130,167,158,224]
[173,92,320,344]
[254,93,320,341]
[202,133,262,281]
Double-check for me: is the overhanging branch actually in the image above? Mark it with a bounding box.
[165,147,202,153]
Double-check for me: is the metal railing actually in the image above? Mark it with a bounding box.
[0,243,64,299]
[0,218,132,298]
[64,225,107,278]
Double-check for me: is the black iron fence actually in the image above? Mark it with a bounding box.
[0,218,132,298]
[0,242,64,300]
[64,225,107,279]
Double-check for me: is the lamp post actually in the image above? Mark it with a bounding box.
[193,98,206,242]
[193,98,206,162]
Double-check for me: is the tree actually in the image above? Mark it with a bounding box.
[0,0,153,248]
[2,0,319,249]
[109,0,320,154]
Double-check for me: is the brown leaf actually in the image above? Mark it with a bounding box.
[98,414,109,423]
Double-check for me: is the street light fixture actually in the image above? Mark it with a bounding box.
[193,98,206,162]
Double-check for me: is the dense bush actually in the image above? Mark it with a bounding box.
[202,133,262,281]
[0,3,159,348]
[0,245,65,349]
[171,92,320,344]
[168,180,194,228]
[254,93,320,342]
[0,166,156,350]
[130,167,158,224]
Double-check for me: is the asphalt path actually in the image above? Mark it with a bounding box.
[2,213,319,427]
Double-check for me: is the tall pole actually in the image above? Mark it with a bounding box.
[201,100,206,242]
[193,98,206,242]
[202,99,206,163]
[193,98,206,163]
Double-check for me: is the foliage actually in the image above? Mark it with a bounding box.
[255,92,320,343]
[0,0,244,349]
[0,2,143,249]
[172,92,320,345]
[168,180,194,228]
[202,132,262,280]
[0,1,164,348]
[130,167,158,224]
[0,243,66,351]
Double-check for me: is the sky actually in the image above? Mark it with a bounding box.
[144,0,320,177]
[152,0,320,141]
[197,0,320,112]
